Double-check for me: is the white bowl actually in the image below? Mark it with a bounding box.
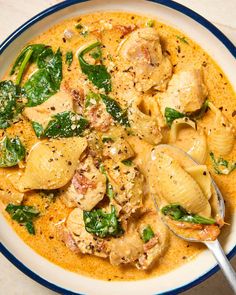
[0,1,235,294]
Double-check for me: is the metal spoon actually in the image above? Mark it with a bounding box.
[152,145,236,292]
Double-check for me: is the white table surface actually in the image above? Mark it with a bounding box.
[0,1,235,294]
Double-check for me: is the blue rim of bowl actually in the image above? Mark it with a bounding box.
[0,0,235,294]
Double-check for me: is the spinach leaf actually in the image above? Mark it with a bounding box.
[31,121,44,138]
[146,19,154,27]
[190,99,209,120]
[75,24,83,30]
[10,44,47,84]
[44,111,88,138]
[99,163,115,199]
[78,42,111,92]
[210,152,236,175]
[80,30,89,37]
[85,91,101,108]
[23,69,58,107]
[161,204,215,225]
[5,204,39,235]
[121,159,133,166]
[165,101,209,127]
[75,23,89,36]
[141,225,155,243]
[164,107,185,127]
[176,35,189,45]
[0,80,21,129]
[83,205,123,238]
[0,136,25,167]
[90,46,102,61]
[65,51,73,68]
[102,137,114,143]
[37,48,62,89]
[23,48,62,107]
[101,94,130,127]
[39,189,59,202]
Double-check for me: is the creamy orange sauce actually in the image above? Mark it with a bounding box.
[1,11,235,281]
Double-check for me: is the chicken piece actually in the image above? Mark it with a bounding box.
[0,170,24,205]
[62,80,85,114]
[23,91,74,128]
[136,210,169,270]
[109,230,144,266]
[119,28,172,92]
[64,208,109,257]
[159,69,208,115]
[9,137,87,192]
[111,71,138,108]
[104,160,144,217]
[109,209,169,269]
[60,156,106,211]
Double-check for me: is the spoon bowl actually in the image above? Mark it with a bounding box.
[151,144,236,291]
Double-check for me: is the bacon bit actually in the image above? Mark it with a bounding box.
[71,88,84,103]
[62,229,80,253]
[199,225,221,241]
[72,172,96,195]
[114,24,137,38]
[90,29,103,40]
[62,81,84,114]
[71,88,85,114]
[143,235,159,251]
[88,104,113,132]
[174,221,203,230]
[138,45,152,64]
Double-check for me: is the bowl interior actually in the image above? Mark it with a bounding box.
[0,0,235,294]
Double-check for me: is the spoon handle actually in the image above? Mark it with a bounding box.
[205,239,236,292]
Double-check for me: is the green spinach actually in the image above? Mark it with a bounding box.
[23,69,57,107]
[23,48,62,107]
[190,99,209,120]
[101,94,129,126]
[210,152,236,175]
[102,137,114,143]
[141,225,155,243]
[0,80,21,129]
[146,19,154,27]
[90,46,102,61]
[39,189,59,202]
[99,163,115,199]
[176,35,189,45]
[121,159,133,166]
[31,121,44,138]
[161,204,215,225]
[37,48,62,89]
[43,111,88,138]
[164,107,185,127]
[78,42,111,92]
[0,136,25,167]
[165,101,209,127]
[85,91,101,108]
[65,51,73,68]
[10,44,47,84]
[6,204,39,235]
[83,205,123,238]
